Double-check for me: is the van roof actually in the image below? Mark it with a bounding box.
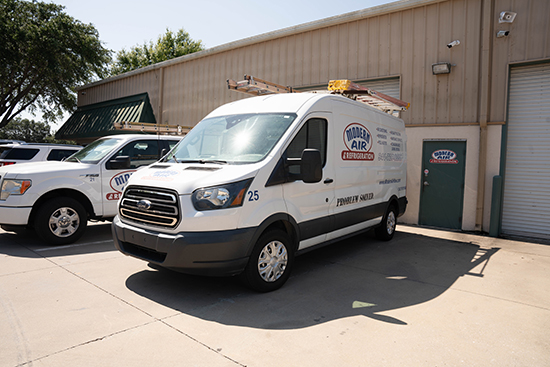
[206,92,400,121]
[207,93,326,117]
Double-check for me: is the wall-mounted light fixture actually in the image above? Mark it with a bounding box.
[81,91,87,95]
[432,62,452,75]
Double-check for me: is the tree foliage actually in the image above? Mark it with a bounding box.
[110,28,204,76]
[0,0,111,129]
[0,117,76,144]
[0,117,50,142]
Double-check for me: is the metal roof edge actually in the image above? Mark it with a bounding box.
[79,0,444,90]
[75,92,149,110]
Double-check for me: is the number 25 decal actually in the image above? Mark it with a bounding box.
[247,190,259,201]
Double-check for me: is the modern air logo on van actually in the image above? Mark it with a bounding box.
[430,150,459,164]
[109,170,136,193]
[342,123,375,161]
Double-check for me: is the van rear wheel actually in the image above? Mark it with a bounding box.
[35,197,87,245]
[375,205,397,241]
[242,229,294,292]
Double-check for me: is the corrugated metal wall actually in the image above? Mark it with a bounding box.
[81,71,161,120]
[78,0,550,129]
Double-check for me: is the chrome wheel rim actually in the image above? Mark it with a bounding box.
[49,207,80,238]
[257,240,288,282]
[386,211,396,235]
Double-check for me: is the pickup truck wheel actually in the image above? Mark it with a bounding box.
[242,229,294,292]
[35,197,87,245]
[375,205,397,241]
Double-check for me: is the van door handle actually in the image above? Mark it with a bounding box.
[324,178,334,184]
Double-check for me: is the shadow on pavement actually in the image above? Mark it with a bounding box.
[0,222,116,257]
[125,230,500,329]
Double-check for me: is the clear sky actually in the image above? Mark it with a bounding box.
[53,0,393,52]
[30,0,395,129]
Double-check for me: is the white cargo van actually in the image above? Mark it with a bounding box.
[113,92,407,291]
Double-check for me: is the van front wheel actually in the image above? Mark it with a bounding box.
[242,229,294,292]
[375,205,397,241]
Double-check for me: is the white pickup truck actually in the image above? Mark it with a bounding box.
[0,134,181,245]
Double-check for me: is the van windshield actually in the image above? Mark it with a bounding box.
[65,137,123,164]
[167,113,297,164]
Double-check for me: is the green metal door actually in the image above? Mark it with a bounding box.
[419,140,467,230]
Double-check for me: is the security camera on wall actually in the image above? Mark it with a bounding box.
[447,40,460,48]
[499,11,517,23]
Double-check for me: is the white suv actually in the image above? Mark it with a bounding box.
[0,143,82,167]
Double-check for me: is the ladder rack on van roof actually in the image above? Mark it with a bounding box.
[227,75,410,115]
[113,121,191,135]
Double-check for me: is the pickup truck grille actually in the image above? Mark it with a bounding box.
[119,186,180,228]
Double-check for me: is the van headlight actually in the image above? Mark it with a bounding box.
[192,178,253,211]
[1,179,32,200]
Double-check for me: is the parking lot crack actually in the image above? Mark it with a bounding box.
[20,255,246,367]
[15,321,158,367]
[157,316,247,367]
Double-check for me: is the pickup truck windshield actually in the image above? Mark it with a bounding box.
[66,137,123,164]
[167,113,297,164]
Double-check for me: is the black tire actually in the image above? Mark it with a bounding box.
[242,229,294,292]
[375,205,397,241]
[35,197,87,245]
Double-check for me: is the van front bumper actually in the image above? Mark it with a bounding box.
[0,205,32,226]
[112,216,256,277]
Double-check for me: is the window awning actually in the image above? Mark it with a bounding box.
[55,93,156,143]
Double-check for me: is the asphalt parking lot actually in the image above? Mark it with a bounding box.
[1,222,549,367]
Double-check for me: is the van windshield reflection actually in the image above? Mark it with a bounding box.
[166,113,296,164]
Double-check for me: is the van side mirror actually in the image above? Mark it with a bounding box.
[108,155,131,169]
[301,149,322,183]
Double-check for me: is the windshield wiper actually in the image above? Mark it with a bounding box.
[179,159,228,164]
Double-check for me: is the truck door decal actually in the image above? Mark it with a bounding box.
[109,170,136,193]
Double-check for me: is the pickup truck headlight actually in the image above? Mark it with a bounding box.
[192,178,252,211]
[1,179,32,200]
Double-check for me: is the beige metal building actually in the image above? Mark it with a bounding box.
[58,0,550,241]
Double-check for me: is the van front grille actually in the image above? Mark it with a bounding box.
[120,186,180,228]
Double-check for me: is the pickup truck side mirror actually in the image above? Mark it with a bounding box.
[108,156,131,170]
[301,149,322,183]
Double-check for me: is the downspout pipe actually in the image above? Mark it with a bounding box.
[475,0,495,231]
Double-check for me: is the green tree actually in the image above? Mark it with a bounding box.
[0,117,76,144]
[0,0,111,129]
[110,28,204,76]
[0,117,50,142]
